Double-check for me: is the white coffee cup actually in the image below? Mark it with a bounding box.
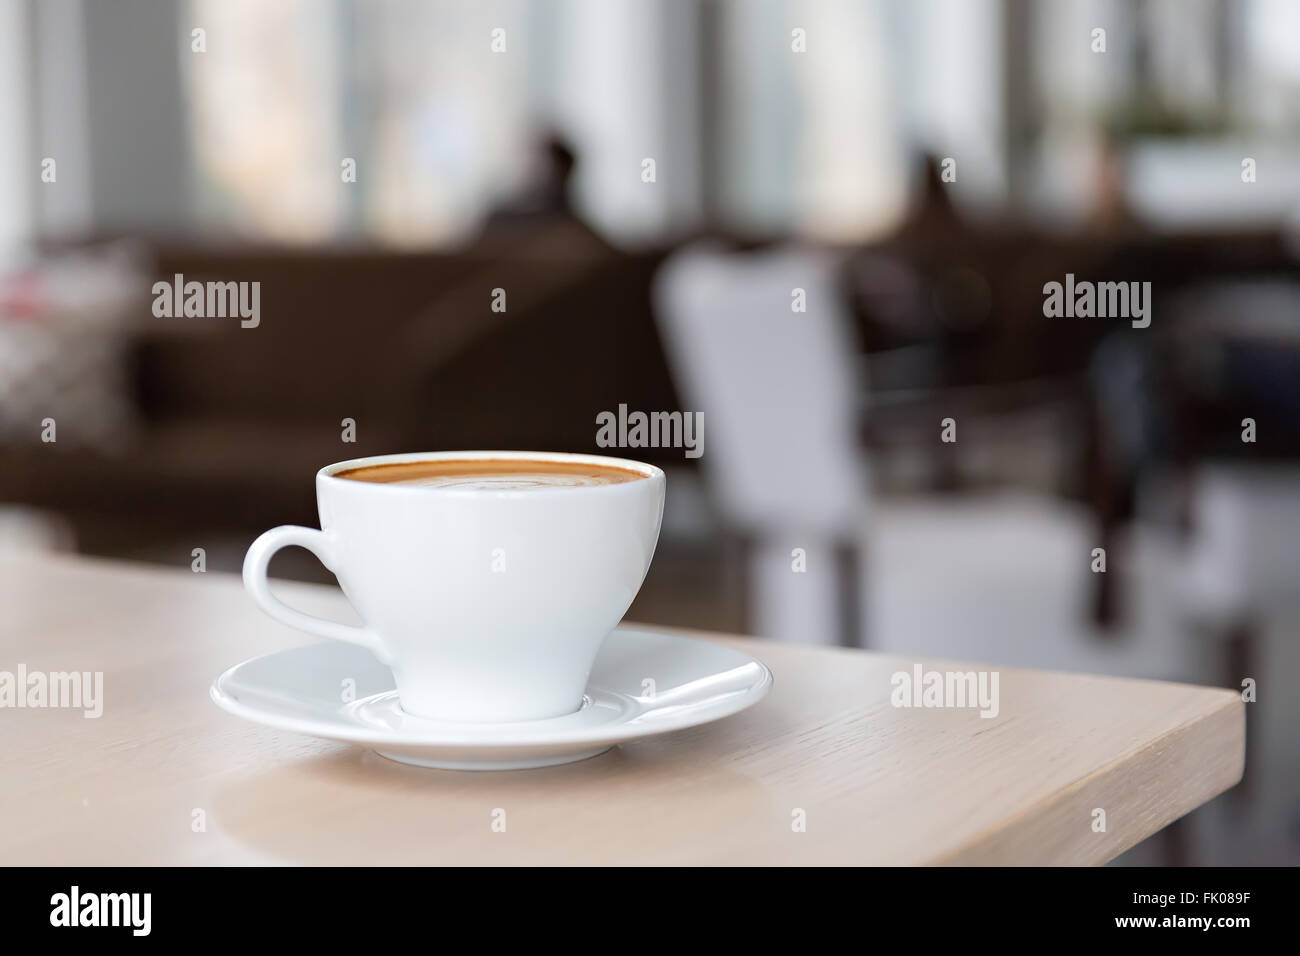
[243,451,665,722]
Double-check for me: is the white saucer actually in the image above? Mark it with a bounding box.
[211,628,772,770]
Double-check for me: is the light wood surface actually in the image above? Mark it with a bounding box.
[0,551,1243,865]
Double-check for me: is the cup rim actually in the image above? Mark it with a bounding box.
[317,450,665,496]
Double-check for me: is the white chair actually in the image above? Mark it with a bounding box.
[1175,463,1300,806]
[653,243,870,645]
[1179,464,1300,627]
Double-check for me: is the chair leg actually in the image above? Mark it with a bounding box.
[834,540,863,649]
[1224,617,1257,806]
[1159,814,1193,866]
[724,531,753,636]
[1092,523,1119,630]
[1084,387,1125,633]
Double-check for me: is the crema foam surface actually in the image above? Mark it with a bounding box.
[335,458,646,488]
[389,473,630,490]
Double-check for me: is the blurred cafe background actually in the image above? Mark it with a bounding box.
[2,0,1298,864]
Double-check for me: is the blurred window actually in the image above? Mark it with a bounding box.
[187,0,1009,247]
[187,0,536,246]
[0,0,33,256]
[187,0,347,242]
[1239,0,1300,132]
[1030,0,1300,228]
[187,0,1300,243]
[715,0,1004,240]
[186,0,675,247]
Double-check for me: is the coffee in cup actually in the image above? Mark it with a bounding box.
[334,457,646,489]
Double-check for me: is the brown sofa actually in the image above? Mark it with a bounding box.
[0,221,682,557]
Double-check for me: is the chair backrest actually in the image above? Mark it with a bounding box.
[653,243,869,539]
[1187,464,1300,610]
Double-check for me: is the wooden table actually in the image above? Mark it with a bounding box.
[0,552,1244,865]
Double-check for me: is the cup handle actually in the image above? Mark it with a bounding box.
[242,525,392,665]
